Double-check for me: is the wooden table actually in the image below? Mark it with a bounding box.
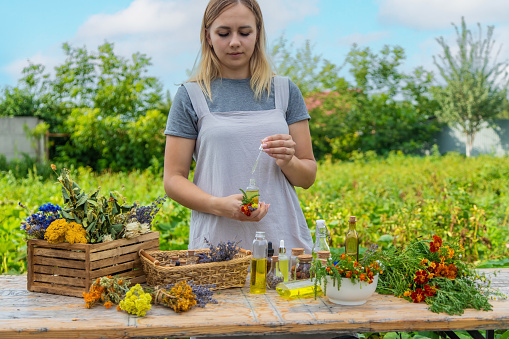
[0,269,508,339]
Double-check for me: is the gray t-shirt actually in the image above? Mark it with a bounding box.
[164,77,310,138]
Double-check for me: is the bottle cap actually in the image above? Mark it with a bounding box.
[317,251,330,259]
[272,256,279,262]
[279,240,286,254]
[268,241,274,256]
[291,248,305,255]
[349,216,356,222]
[316,220,325,228]
[187,250,195,255]
[297,254,313,262]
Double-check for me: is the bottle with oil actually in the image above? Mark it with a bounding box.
[250,231,268,294]
[278,240,289,282]
[345,216,359,262]
[246,178,259,208]
[275,279,322,299]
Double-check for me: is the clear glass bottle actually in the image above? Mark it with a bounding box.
[290,248,304,280]
[266,256,284,289]
[294,254,313,280]
[170,255,180,266]
[186,250,197,265]
[246,178,259,206]
[266,241,274,273]
[275,279,323,299]
[312,220,330,260]
[345,216,359,262]
[250,231,268,294]
[278,240,289,282]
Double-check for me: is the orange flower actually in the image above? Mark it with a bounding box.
[448,247,455,259]
[345,271,352,278]
[420,258,428,265]
[340,253,346,260]
[435,263,449,278]
[360,273,366,281]
[447,264,458,280]
[51,164,56,170]
[403,290,412,297]
[104,301,114,309]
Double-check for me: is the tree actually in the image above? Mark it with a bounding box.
[432,17,509,156]
[0,41,167,171]
[271,36,346,95]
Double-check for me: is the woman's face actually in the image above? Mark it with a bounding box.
[206,3,258,79]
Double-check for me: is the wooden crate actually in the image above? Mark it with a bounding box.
[27,231,159,298]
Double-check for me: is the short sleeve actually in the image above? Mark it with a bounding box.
[164,85,199,139]
[286,79,311,125]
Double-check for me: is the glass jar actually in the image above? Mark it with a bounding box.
[290,248,304,280]
[170,255,180,266]
[294,254,313,280]
[187,250,197,265]
[266,256,284,289]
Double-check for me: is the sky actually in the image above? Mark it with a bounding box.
[1,0,509,97]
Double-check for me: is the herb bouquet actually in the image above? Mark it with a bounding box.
[21,165,165,244]
[375,235,504,315]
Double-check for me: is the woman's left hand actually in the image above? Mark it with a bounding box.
[261,134,295,167]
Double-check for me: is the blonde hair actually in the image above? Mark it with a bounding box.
[189,0,273,100]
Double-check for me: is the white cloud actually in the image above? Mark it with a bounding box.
[258,0,320,33]
[338,31,390,46]
[3,0,323,90]
[4,49,62,85]
[378,0,509,30]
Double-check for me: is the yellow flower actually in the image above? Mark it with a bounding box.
[119,284,152,317]
[44,219,68,243]
[65,222,87,244]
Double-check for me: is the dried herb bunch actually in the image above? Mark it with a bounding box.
[197,238,241,263]
[83,275,131,309]
[53,166,134,243]
[376,235,505,315]
[151,280,217,313]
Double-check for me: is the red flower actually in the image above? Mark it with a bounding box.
[411,288,426,303]
[423,284,437,297]
[433,235,443,248]
[413,270,429,285]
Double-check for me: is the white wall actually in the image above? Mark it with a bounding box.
[0,117,45,161]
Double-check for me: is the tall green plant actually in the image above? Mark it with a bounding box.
[432,17,509,157]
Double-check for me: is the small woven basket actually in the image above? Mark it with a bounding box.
[139,248,252,290]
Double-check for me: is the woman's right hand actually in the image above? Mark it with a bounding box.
[214,194,270,222]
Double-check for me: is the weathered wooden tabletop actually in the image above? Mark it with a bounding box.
[0,269,508,339]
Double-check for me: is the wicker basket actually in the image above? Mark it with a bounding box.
[139,248,252,290]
